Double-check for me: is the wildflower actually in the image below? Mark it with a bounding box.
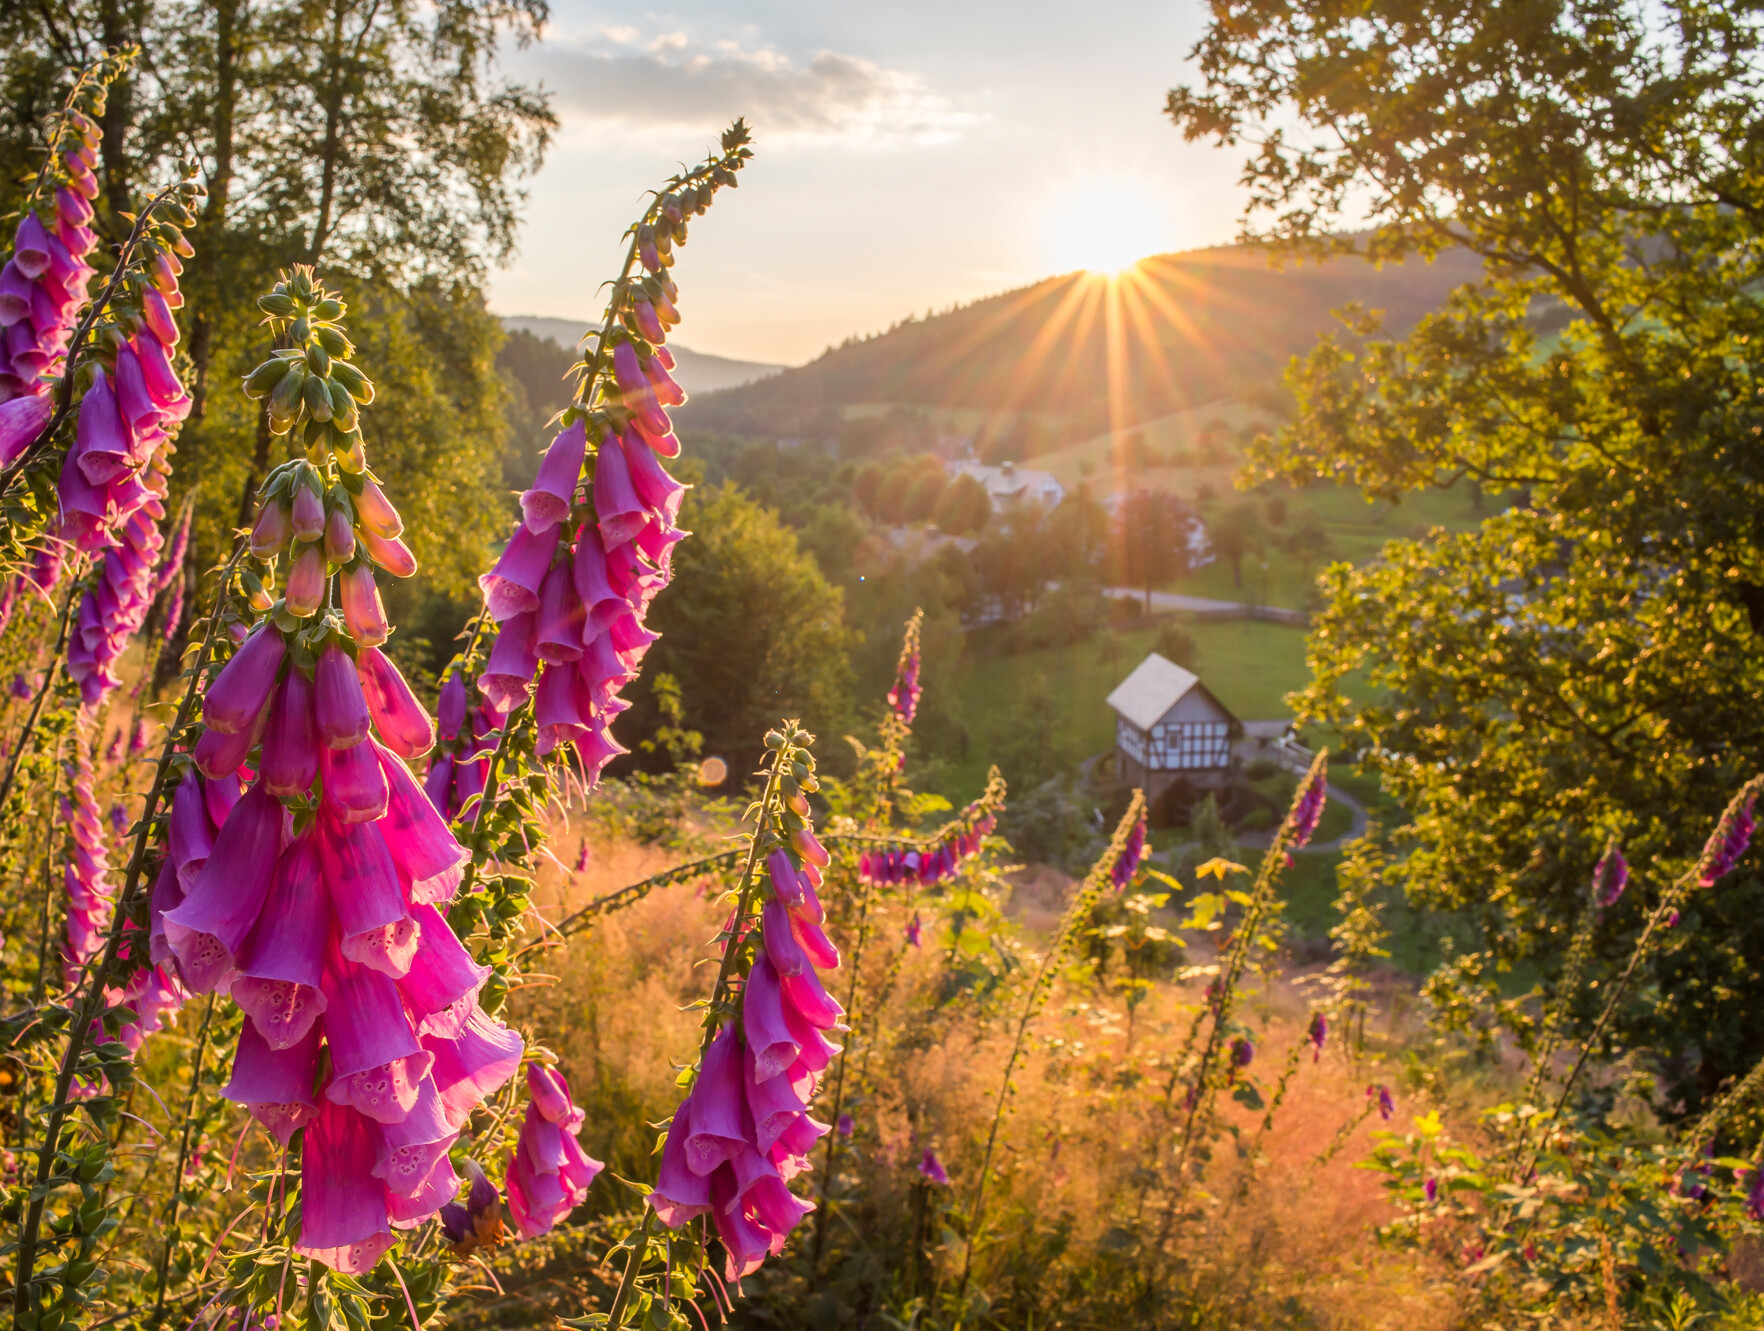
[61,729,113,980]
[1229,1036,1254,1077]
[1112,812,1147,889]
[1369,1084,1396,1121]
[439,1160,505,1258]
[1423,1177,1437,1204]
[887,615,921,724]
[918,1148,949,1185]
[9,673,30,700]
[1288,769,1328,850]
[1674,1141,1713,1201]
[1592,841,1628,907]
[836,1114,854,1138]
[1698,791,1756,887]
[905,912,922,948]
[1307,1011,1327,1061]
[506,1063,603,1238]
[573,842,590,873]
[650,836,837,1277]
[1747,1166,1764,1222]
[0,125,101,405]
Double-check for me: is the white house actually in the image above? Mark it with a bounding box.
[948,460,1064,513]
[1106,652,1238,801]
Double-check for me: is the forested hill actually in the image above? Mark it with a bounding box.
[681,243,1482,438]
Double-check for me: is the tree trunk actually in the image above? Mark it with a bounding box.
[190,0,245,423]
[306,0,351,262]
[96,0,136,238]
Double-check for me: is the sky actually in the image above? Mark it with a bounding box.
[489,1,1251,367]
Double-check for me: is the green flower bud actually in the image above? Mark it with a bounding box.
[333,431,367,474]
[243,358,291,399]
[330,361,372,401]
[268,365,307,422]
[302,374,333,422]
[328,380,357,431]
[313,298,344,321]
[291,316,311,343]
[765,730,786,750]
[316,325,352,358]
[306,344,332,376]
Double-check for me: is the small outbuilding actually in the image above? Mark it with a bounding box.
[1106,652,1238,806]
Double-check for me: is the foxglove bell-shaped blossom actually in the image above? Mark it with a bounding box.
[507,1063,603,1237]
[479,520,560,622]
[520,421,586,533]
[296,1100,397,1274]
[260,668,319,796]
[232,834,328,1048]
[340,564,389,646]
[205,626,285,735]
[918,1149,949,1185]
[355,647,434,758]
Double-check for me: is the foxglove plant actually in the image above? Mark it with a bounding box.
[1162,752,1329,1209]
[583,722,830,1324]
[0,51,133,415]
[160,269,522,1273]
[469,124,753,791]
[646,730,839,1281]
[887,608,922,726]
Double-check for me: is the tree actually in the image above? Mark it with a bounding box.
[1170,0,1764,1109]
[642,483,856,771]
[933,472,990,536]
[0,0,554,594]
[1044,482,1107,581]
[902,469,947,523]
[1205,501,1261,590]
[1110,489,1195,609]
[873,466,914,524]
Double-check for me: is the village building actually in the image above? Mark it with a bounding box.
[948,459,1065,513]
[1106,652,1238,808]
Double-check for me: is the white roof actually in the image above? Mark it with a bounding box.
[1106,653,1202,730]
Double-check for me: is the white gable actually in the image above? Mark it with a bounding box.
[1106,653,1201,731]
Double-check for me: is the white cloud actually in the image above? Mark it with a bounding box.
[519,32,982,148]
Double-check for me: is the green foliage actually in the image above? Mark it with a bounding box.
[1171,0,1764,1112]
[0,0,552,612]
[638,483,857,771]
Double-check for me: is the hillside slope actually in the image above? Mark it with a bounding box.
[498,315,784,394]
[681,245,1481,437]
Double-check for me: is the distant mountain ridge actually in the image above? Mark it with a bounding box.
[497,315,785,395]
[680,244,1483,437]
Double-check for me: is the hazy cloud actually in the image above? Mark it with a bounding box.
[520,32,981,147]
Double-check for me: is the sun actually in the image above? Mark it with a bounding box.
[1041,178,1171,276]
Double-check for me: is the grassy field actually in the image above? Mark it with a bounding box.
[941,617,1312,794]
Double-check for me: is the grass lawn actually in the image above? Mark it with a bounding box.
[941,617,1313,795]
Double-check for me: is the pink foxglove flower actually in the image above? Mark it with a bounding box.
[506,1063,603,1237]
[650,834,839,1278]
[918,1148,948,1185]
[1698,792,1756,887]
[1592,843,1628,907]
